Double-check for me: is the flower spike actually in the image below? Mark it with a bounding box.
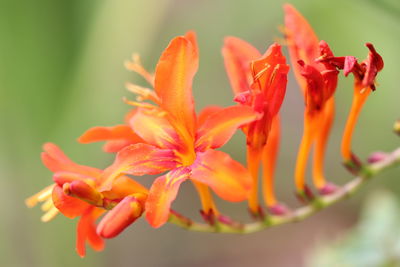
[27,143,148,257]
[26,23,392,257]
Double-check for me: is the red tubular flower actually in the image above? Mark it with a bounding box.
[222,37,289,214]
[284,4,339,195]
[26,143,148,257]
[94,32,258,228]
[320,44,384,162]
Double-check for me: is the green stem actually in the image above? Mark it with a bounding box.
[168,147,400,234]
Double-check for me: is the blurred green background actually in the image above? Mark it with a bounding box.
[1,0,399,266]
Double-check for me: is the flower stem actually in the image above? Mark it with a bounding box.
[168,147,400,234]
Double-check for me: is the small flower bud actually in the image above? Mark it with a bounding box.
[367,151,388,164]
[66,180,103,207]
[97,196,143,238]
[319,182,338,195]
[269,204,289,215]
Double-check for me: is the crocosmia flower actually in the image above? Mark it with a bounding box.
[81,32,258,228]
[222,37,289,214]
[284,4,339,196]
[319,43,384,163]
[26,143,148,257]
[25,5,387,258]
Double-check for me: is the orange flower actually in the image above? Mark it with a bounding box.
[26,143,148,257]
[88,32,258,228]
[222,37,289,214]
[319,43,384,163]
[284,4,339,196]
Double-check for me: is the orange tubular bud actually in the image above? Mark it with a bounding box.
[97,196,143,238]
[294,113,319,193]
[341,84,371,161]
[312,98,335,192]
[247,146,262,215]
[262,116,280,208]
[339,43,383,161]
[65,180,104,207]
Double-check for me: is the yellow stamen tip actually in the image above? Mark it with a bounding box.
[41,207,59,222]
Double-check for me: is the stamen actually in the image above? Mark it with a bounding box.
[123,97,157,110]
[25,184,55,208]
[41,207,59,222]
[125,53,155,87]
[41,198,54,212]
[125,82,160,104]
[253,64,271,81]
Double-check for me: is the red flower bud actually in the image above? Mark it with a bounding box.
[97,196,143,238]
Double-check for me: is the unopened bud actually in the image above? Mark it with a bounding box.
[97,196,143,238]
[66,180,103,207]
[268,204,289,215]
[319,182,338,195]
[367,151,388,164]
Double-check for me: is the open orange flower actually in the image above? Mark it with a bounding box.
[81,32,259,228]
[26,143,148,257]
[284,4,339,196]
[222,37,289,214]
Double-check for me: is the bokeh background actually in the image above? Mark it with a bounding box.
[1,0,399,266]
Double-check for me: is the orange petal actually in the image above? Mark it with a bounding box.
[222,36,261,95]
[52,185,90,219]
[197,105,223,127]
[102,139,138,153]
[154,36,198,140]
[42,143,100,177]
[130,108,181,149]
[76,207,105,257]
[196,105,259,150]
[99,144,177,192]
[67,180,104,207]
[78,125,144,153]
[52,171,95,186]
[145,168,190,228]
[97,196,143,238]
[102,176,148,200]
[284,4,320,90]
[185,31,199,57]
[251,43,289,117]
[191,150,252,202]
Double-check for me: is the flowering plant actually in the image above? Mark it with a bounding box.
[26,4,399,257]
